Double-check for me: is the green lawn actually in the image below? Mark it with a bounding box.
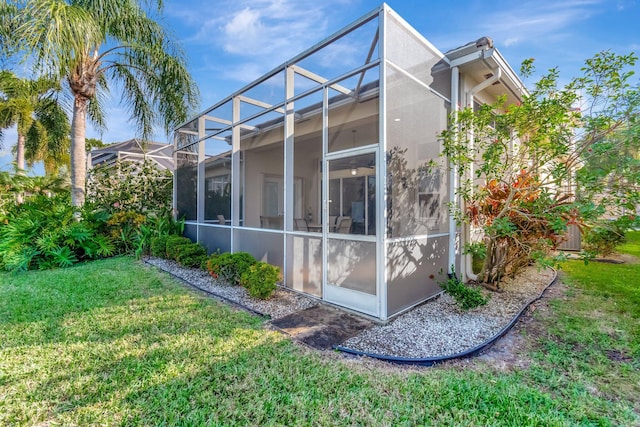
[1,238,639,425]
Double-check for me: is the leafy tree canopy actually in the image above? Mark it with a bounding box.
[5,0,199,205]
[442,51,639,285]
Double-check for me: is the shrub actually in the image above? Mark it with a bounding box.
[228,252,257,284]
[440,277,488,310]
[0,193,116,272]
[175,242,208,268]
[206,252,256,285]
[86,159,173,217]
[207,253,236,283]
[106,210,146,253]
[150,235,171,257]
[583,222,627,257]
[134,216,185,259]
[205,253,219,276]
[165,236,192,260]
[463,242,487,275]
[240,262,280,299]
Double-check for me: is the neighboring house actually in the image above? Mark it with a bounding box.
[173,4,526,320]
[88,138,174,171]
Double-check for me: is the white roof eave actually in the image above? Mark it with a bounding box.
[450,47,529,101]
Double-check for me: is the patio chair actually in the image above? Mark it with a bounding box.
[332,216,348,232]
[336,217,352,234]
[294,218,309,231]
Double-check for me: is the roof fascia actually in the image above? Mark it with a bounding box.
[451,47,529,100]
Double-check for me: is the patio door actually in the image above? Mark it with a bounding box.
[263,176,303,217]
[323,150,378,316]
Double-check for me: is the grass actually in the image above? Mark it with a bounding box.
[542,231,640,416]
[1,241,639,425]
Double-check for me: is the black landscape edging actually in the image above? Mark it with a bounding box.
[334,269,559,366]
[143,258,271,319]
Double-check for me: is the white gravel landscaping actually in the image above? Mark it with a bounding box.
[342,267,555,358]
[144,257,555,359]
[144,257,317,319]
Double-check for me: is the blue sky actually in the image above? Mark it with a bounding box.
[2,0,639,172]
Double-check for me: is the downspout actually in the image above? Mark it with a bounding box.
[463,65,501,282]
[448,66,460,277]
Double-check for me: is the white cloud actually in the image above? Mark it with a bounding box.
[220,62,273,83]
[504,37,521,47]
[616,0,636,11]
[174,0,373,86]
[477,0,605,47]
[177,0,354,60]
[426,0,609,65]
[218,0,331,60]
[223,8,263,53]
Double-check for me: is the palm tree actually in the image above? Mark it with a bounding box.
[11,0,199,206]
[0,70,69,175]
[0,3,19,69]
[24,99,71,175]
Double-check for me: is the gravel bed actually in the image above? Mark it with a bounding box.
[144,257,317,319]
[342,267,555,358]
[145,257,554,358]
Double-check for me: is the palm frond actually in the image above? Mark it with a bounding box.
[17,0,103,79]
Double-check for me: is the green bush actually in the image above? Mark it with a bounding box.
[205,252,224,279]
[440,277,488,310]
[583,222,627,257]
[106,210,147,253]
[240,262,280,299]
[175,242,208,268]
[150,235,171,258]
[87,159,173,216]
[133,215,185,259]
[463,242,487,275]
[0,193,116,272]
[206,251,256,285]
[0,170,179,272]
[85,160,181,258]
[165,236,192,260]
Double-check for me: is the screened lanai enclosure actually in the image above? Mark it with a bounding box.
[173,4,524,320]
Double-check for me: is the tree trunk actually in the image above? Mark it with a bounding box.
[68,53,100,208]
[479,237,506,290]
[15,132,25,204]
[70,95,88,207]
[16,133,25,173]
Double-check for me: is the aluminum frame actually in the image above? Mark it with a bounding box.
[172,3,510,320]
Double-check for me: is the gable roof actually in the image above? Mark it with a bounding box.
[89,138,174,171]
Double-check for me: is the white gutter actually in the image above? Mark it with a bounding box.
[462,65,502,281]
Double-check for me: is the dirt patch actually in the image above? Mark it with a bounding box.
[270,305,373,350]
[605,349,634,363]
[449,280,569,371]
[602,253,639,264]
[565,252,639,264]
